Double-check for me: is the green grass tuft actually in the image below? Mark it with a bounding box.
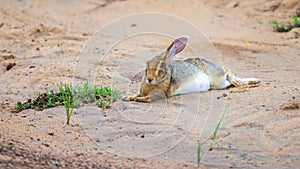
[16,81,121,125]
[272,15,300,32]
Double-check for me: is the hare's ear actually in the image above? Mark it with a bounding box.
[166,36,189,61]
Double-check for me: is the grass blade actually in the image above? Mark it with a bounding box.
[209,104,228,151]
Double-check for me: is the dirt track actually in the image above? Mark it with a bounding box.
[1,0,300,168]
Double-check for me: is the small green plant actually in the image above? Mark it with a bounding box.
[16,102,25,111]
[257,20,263,25]
[16,81,121,125]
[64,95,75,125]
[209,104,228,151]
[58,83,77,125]
[197,139,201,163]
[272,15,300,32]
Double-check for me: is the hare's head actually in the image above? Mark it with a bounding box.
[145,36,189,85]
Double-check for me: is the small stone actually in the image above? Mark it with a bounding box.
[6,63,16,71]
[226,96,233,100]
[261,1,280,12]
[227,1,239,8]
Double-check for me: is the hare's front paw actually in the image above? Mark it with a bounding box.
[122,94,151,103]
[122,94,141,101]
[134,96,151,103]
[122,95,133,101]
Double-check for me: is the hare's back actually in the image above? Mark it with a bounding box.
[184,58,225,77]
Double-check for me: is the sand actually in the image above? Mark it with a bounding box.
[1,0,300,168]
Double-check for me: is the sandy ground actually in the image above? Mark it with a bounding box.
[1,0,300,168]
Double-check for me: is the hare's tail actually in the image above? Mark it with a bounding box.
[225,68,260,87]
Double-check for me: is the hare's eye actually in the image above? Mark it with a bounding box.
[158,69,165,77]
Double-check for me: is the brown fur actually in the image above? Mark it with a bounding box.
[126,53,172,102]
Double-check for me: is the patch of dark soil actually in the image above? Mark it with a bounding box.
[6,62,16,71]
[280,99,300,110]
[0,54,15,61]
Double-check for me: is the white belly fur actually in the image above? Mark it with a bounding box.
[174,72,210,95]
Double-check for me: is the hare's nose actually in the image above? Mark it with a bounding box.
[147,78,153,83]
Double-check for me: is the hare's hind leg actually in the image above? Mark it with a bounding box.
[210,75,231,89]
[240,78,261,85]
[225,68,260,86]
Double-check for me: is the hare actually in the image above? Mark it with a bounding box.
[123,36,260,102]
